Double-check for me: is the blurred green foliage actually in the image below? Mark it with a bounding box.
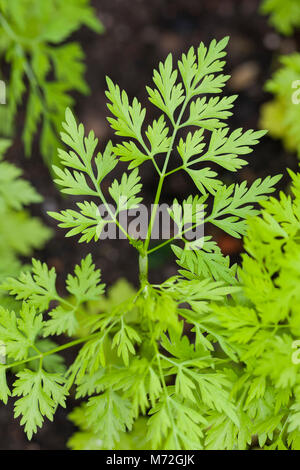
[259,0,300,160]
[261,0,300,35]
[260,54,300,158]
[0,0,103,166]
[0,137,51,307]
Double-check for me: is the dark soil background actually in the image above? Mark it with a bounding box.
[1,0,300,449]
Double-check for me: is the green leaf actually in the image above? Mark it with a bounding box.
[208,175,282,237]
[147,53,184,121]
[43,306,78,337]
[0,303,42,361]
[261,0,300,35]
[147,391,206,450]
[106,77,146,139]
[112,322,141,366]
[13,369,66,440]
[66,254,105,302]
[184,95,237,129]
[196,127,267,172]
[178,129,205,165]
[186,167,222,195]
[52,165,96,196]
[84,390,134,448]
[0,368,11,404]
[113,141,149,169]
[49,201,105,243]
[2,259,57,311]
[146,115,171,155]
[95,141,118,183]
[109,168,143,211]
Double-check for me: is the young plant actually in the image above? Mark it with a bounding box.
[260,0,300,35]
[0,137,51,307]
[211,167,300,449]
[0,38,281,449]
[0,0,103,165]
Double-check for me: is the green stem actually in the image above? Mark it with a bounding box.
[88,166,134,244]
[139,253,149,287]
[54,295,79,311]
[165,165,184,178]
[147,316,180,448]
[0,13,19,42]
[155,349,180,448]
[3,332,100,371]
[147,219,203,254]
[144,175,165,253]
[144,95,191,254]
[136,134,161,176]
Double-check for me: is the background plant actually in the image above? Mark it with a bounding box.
[0,137,51,308]
[260,54,300,158]
[0,0,103,166]
[0,38,281,450]
[259,0,300,160]
[260,0,300,35]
